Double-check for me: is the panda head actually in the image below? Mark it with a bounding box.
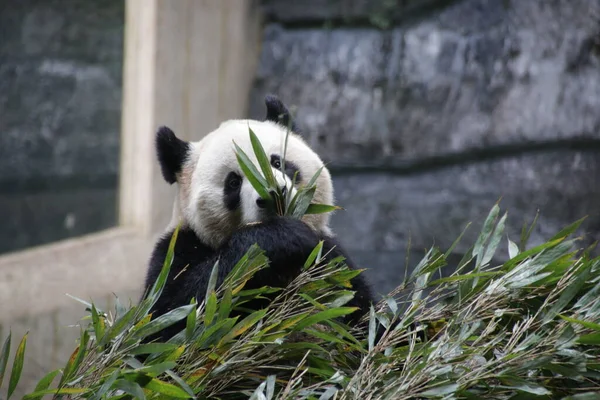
[156,95,335,249]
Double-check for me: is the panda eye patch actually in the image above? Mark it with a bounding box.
[223,171,242,211]
[271,155,282,169]
[228,173,242,189]
[270,154,302,183]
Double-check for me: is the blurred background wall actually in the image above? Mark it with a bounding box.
[0,0,599,395]
[250,0,600,295]
[0,0,123,254]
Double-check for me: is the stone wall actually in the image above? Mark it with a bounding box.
[250,0,600,295]
[0,0,123,254]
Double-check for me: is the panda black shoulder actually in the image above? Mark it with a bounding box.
[144,227,216,301]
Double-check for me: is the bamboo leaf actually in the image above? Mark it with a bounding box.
[22,388,89,400]
[304,241,324,270]
[543,262,592,324]
[559,315,600,331]
[294,308,358,331]
[166,369,197,399]
[305,204,342,215]
[204,292,218,326]
[428,271,501,286]
[291,186,317,219]
[7,332,27,399]
[130,343,180,355]
[222,309,268,342]
[550,216,587,241]
[234,142,271,200]
[143,377,193,398]
[508,238,519,259]
[249,126,278,188]
[480,211,507,267]
[473,203,500,262]
[0,331,11,390]
[133,304,195,340]
[33,369,60,393]
[113,379,147,400]
[88,368,120,400]
[186,298,197,340]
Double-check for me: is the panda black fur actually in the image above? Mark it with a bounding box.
[142,95,377,343]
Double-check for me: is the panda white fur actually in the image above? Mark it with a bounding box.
[142,95,376,342]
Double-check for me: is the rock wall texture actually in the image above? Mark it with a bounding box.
[0,0,123,254]
[250,0,600,295]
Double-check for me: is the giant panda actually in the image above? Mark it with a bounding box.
[142,95,377,343]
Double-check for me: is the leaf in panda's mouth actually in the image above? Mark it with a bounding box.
[233,123,341,219]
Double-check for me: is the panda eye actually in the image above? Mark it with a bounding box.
[272,158,281,169]
[228,175,241,189]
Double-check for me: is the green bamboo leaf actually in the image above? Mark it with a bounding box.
[304,241,324,270]
[428,271,501,286]
[543,262,592,324]
[549,216,587,241]
[89,369,120,400]
[577,332,600,345]
[473,203,500,261]
[165,369,197,399]
[131,361,177,376]
[113,379,146,400]
[65,294,98,312]
[143,377,192,398]
[305,204,341,215]
[265,374,276,400]
[90,303,105,342]
[137,224,181,319]
[0,331,11,390]
[291,186,317,219]
[22,388,89,400]
[305,166,324,188]
[197,318,238,344]
[444,222,472,259]
[420,383,459,397]
[100,307,137,346]
[480,211,507,267]
[558,315,600,331]
[133,304,195,340]
[562,394,600,400]
[186,298,197,340]
[520,210,539,251]
[59,328,89,387]
[299,294,327,311]
[502,238,564,271]
[131,343,180,356]
[205,260,219,305]
[249,127,278,188]
[368,305,377,351]
[153,223,180,299]
[327,291,355,308]
[222,309,268,342]
[501,377,552,395]
[33,369,60,393]
[294,307,358,331]
[204,292,218,326]
[234,142,271,199]
[7,332,27,399]
[508,237,519,259]
[218,286,233,321]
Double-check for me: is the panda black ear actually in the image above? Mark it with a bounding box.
[156,126,190,184]
[264,94,300,133]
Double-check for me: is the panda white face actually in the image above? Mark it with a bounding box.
[157,118,334,249]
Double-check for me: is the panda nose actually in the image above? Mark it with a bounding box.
[256,186,288,209]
